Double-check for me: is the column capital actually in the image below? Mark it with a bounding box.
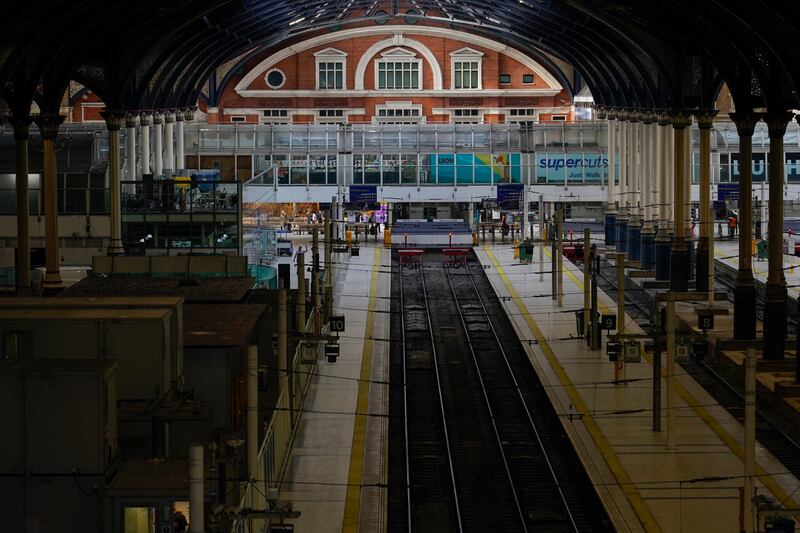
[606,109,618,121]
[729,112,760,137]
[152,111,164,125]
[617,110,629,121]
[763,111,795,139]
[10,114,33,141]
[100,110,125,131]
[670,110,693,129]
[33,114,65,140]
[175,109,185,122]
[139,112,152,126]
[184,108,196,122]
[628,111,641,123]
[125,113,138,129]
[641,112,657,125]
[656,111,672,126]
[694,109,718,130]
[164,110,176,123]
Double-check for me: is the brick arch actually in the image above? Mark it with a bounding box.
[353,35,443,91]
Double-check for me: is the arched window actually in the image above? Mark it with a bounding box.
[374,48,421,90]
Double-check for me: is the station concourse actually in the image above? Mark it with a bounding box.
[4,2,800,533]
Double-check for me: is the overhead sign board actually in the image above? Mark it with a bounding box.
[349,185,377,204]
[497,183,524,208]
[717,183,739,203]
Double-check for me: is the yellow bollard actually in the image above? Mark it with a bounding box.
[346,229,353,245]
[384,229,392,248]
[513,239,519,259]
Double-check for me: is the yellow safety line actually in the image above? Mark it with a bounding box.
[484,245,662,533]
[549,246,799,509]
[342,246,382,532]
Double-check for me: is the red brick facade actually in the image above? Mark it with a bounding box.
[206,27,575,125]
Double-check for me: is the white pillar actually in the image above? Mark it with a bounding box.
[619,113,628,211]
[153,112,164,177]
[125,115,137,182]
[176,110,185,172]
[630,116,640,220]
[607,111,617,210]
[522,173,530,239]
[189,445,204,533]
[657,115,671,235]
[140,113,151,176]
[164,111,175,174]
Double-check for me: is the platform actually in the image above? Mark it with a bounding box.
[713,239,800,299]
[475,242,800,533]
[280,242,391,533]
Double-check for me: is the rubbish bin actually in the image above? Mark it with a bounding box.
[757,240,769,261]
[519,242,534,263]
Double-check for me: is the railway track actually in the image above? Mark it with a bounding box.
[388,255,461,532]
[389,250,612,532]
[594,256,800,482]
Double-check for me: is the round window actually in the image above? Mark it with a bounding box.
[266,69,285,89]
[374,10,390,25]
[404,10,419,24]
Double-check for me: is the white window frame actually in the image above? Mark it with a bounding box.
[449,47,484,90]
[374,101,424,124]
[505,108,539,125]
[229,115,247,123]
[374,48,422,91]
[314,48,347,90]
[316,109,348,124]
[450,108,483,124]
[260,109,291,124]
[265,68,286,89]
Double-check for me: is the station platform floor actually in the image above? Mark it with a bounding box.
[280,240,391,533]
[275,234,800,532]
[476,242,800,532]
[713,239,800,298]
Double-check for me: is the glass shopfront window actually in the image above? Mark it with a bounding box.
[382,154,400,184]
[290,155,308,185]
[310,155,327,185]
[401,154,417,184]
[363,154,381,184]
[353,154,364,184]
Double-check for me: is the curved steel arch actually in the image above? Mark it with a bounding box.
[4,0,800,116]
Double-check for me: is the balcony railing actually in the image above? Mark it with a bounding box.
[121,180,239,214]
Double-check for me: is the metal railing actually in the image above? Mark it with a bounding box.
[231,253,346,533]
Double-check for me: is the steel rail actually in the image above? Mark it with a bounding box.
[417,263,465,532]
[458,260,581,533]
